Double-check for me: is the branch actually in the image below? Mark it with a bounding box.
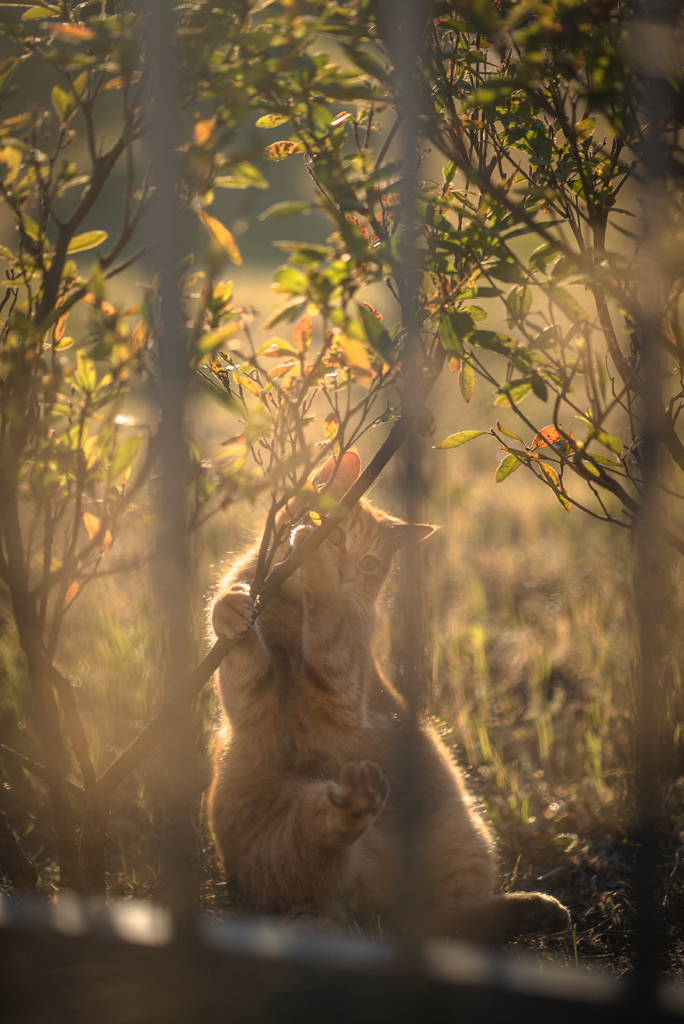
[49,668,96,790]
[0,743,84,799]
[0,811,38,892]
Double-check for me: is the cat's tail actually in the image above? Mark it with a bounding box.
[437,892,570,943]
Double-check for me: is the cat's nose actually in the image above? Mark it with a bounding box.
[339,564,358,584]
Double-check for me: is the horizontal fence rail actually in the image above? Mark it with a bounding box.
[1,895,683,1024]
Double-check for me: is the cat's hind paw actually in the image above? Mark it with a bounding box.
[327,761,388,830]
[212,589,255,640]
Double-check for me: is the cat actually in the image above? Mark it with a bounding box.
[208,451,570,941]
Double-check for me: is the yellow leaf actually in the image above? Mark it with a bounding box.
[0,145,22,185]
[234,372,260,395]
[198,211,242,266]
[324,412,339,443]
[65,580,79,603]
[83,511,101,539]
[338,333,372,385]
[263,140,305,161]
[83,512,113,549]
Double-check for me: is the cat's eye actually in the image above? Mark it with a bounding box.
[361,555,380,573]
[329,527,344,546]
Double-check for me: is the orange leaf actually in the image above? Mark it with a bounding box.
[330,111,350,126]
[199,212,242,266]
[103,72,142,91]
[292,316,312,353]
[194,117,216,147]
[361,301,382,321]
[65,580,79,603]
[345,215,369,241]
[531,424,562,450]
[267,361,298,380]
[48,23,95,40]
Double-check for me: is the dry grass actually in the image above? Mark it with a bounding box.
[0,398,683,977]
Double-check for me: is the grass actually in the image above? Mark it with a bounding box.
[0,399,683,978]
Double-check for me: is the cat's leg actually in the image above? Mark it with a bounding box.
[214,761,388,917]
[436,892,570,942]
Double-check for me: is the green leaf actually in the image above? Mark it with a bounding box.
[493,380,532,407]
[256,113,289,128]
[506,286,532,322]
[358,303,393,362]
[463,305,487,322]
[22,5,60,19]
[434,429,487,450]
[67,230,108,254]
[470,330,512,354]
[51,84,75,122]
[574,117,596,142]
[258,200,317,220]
[531,374,548,401]
[585,450,620,466]
[273,267,307,295]
[495,452,524,481]
[438,315,463,353]
[215,162,269,190]
[550,287,588,322]
[594,431,622,456]
[528,242,559,272]
[109,435,143,481]
[459,358,475,403]
[531,325,560,350]
[496,421,523,443]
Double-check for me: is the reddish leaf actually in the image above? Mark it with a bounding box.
[293,316,312,353]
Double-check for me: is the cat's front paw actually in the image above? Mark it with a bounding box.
[327,761,389,829]
[291,524,314,550]
[212,589,255,640]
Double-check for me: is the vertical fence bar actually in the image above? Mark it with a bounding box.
[631,9,672,1010]
[146,0,197,921]
[384,0,433,957]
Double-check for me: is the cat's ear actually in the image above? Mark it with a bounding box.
[310,450,361,501]
[384,523,437,552]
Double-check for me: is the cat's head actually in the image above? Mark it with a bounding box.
[308,452,436,602]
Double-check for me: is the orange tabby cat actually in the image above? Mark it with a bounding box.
[209,453,569,941]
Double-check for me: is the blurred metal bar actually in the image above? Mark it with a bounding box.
[631,9,672,1009]
[146,0,197,918]
[383,0,433,957]
[2,896,684,1024]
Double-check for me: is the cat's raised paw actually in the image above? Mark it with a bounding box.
[212,589,255,640]
[327,761,389,824]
